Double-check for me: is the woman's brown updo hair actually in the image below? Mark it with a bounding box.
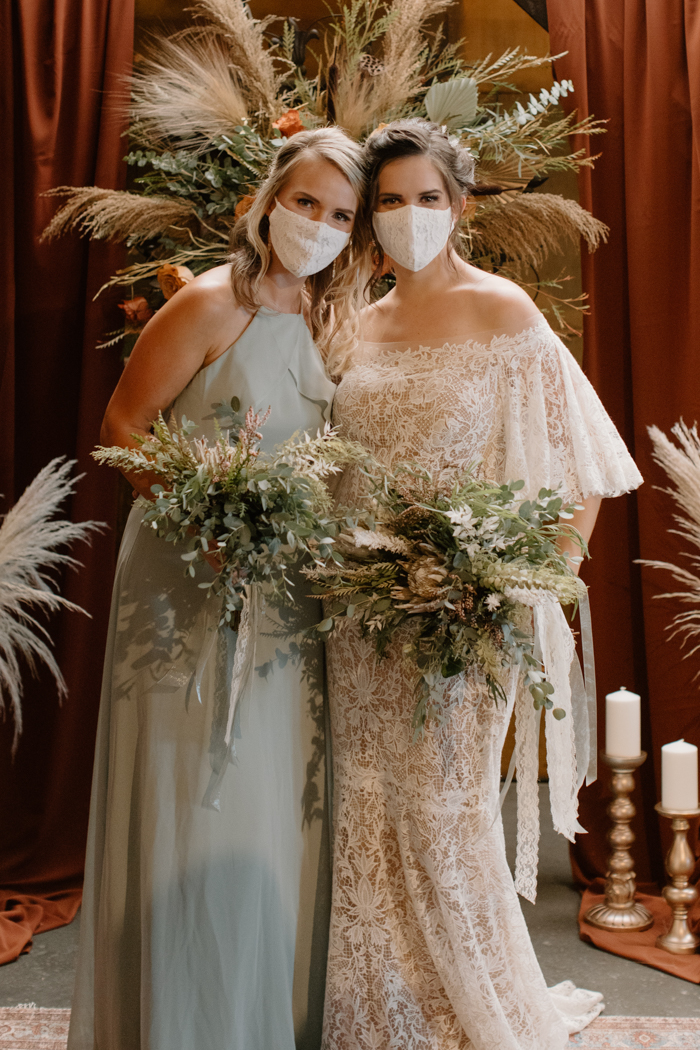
[361,118,476,294]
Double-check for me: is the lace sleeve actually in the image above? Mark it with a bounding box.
[492,320,643,504]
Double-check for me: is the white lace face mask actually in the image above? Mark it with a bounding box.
[372,204,454,272]
[268,199,350,278]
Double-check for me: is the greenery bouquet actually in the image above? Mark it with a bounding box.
[92,403,362,624]
[304,462,587,735]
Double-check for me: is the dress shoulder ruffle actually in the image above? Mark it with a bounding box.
[483,316,643,504]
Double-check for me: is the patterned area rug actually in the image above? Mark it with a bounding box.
[570,1016,700,1048]
[0,1008,69,1049]
[0,1008,699,1048]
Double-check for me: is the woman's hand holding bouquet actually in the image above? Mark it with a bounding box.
[92,401,364,624]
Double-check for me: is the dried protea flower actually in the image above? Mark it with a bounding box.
[407,554,448,598]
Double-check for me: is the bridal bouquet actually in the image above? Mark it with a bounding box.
[92,403,363,623]
[305,464,588,734]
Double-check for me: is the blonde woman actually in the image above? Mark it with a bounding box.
[322,119,641,1050]
[68,128,366,1050]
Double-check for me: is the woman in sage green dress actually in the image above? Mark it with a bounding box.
[68,128,366,1050]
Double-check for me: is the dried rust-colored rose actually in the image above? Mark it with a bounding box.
[118,296,153,327]
[272,109,305,138]
[234,194,256,220]
[462,198,478,222]
[157,263,194,300]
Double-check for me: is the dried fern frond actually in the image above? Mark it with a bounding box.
[467,48,560,88]
[467,193,609,269]
[41,187,198,245]
[638,423,700,667]
[467,110,605,185]
[195,0,283,123]
[0,459,102,746]
[130,31,248,150]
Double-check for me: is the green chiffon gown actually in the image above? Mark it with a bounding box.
[67,308,336,1050]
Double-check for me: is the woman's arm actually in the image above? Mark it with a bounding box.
[558,496,602,574]
[101,266,251,500]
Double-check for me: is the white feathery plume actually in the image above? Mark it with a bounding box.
[195,0,284,121]
[638,422,700,669]
[130,32,249,150]
[0,459,102,747]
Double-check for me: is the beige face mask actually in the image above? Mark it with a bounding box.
[268,200,350,278]
[372,204,454,271]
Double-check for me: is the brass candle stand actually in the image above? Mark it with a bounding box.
[655,803,700,954]
[584,752,654,932]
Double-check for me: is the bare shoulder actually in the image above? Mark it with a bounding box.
[468,271,541,332]
[138,263,252,360]
[161,264,247,326]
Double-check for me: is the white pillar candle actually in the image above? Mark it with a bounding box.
[661,739,699,811]
[605,687,641,757]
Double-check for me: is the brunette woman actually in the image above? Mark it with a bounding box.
[322,119,641,1050]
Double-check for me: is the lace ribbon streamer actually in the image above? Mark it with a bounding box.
[513,592,596,901]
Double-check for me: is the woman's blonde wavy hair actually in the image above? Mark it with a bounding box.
[229,127,369,357]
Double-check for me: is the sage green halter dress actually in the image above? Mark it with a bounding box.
[68,309,336,1050]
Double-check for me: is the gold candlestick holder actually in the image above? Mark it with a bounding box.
[655,802,700,954]
[584,752,654,931]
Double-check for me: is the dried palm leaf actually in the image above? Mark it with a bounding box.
[638,423,700,669]
[130,31,248,150]
[0,459,101,746]
[467,193,608,269]
[196,0,283,122]
[41,188,198,245]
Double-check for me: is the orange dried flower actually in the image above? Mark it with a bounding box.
[462,198,477,222]
[372,248,394,277]
[234,194,256,220]
[272,109,305,138]
[367,122,388,139]
[157,264,194,300]
[118,296,153,326]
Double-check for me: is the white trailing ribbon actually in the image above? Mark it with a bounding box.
[512,590,596,900]
[201,584,261,811]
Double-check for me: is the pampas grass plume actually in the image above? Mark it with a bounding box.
[638,422,700,669]
[0,459,101,747]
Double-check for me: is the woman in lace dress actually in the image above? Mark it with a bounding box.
[322,120,642,1050]
[68,129,366,1050]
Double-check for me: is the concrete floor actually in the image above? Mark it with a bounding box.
[0,785,698,1015]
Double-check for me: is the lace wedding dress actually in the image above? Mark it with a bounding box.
[322,314,642,1050]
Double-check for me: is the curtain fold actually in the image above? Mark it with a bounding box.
[548,0,700,973]
[0,0,133,965]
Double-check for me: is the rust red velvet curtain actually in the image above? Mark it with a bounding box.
[548,0,700,970]
[0,0,133,964]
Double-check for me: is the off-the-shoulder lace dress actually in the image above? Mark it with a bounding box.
[322,315,642,1050]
